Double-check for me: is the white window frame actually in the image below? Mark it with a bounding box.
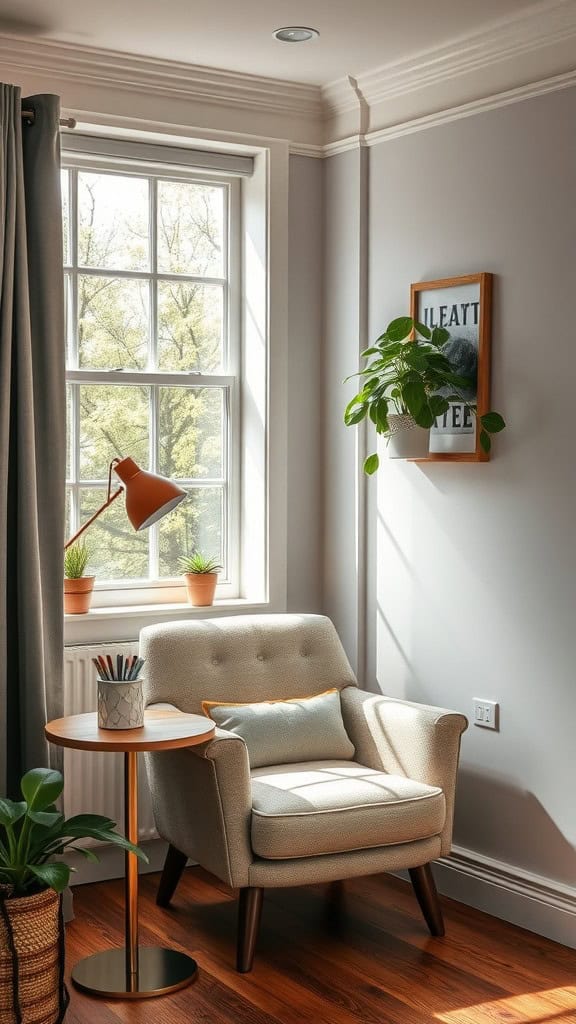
[62,153,242,606]
[61,124,290,647]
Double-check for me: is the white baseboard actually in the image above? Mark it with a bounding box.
[434,845,576,950]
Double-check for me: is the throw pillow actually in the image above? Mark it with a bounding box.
[202,688,355,768]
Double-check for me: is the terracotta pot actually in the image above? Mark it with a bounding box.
[63,575,95,614]
[386,414,430,459]
[0,887,67,1024]
[184,572,218,607]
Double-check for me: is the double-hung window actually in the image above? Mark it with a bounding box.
[62,148,241,604]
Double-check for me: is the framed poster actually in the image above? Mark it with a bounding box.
[410,273,493,462]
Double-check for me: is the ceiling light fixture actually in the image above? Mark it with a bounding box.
[273,26,319,43]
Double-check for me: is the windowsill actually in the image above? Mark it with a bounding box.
[64,595,281,644]
[65,597,269,623]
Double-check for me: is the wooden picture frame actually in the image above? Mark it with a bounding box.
[410,273,493,462]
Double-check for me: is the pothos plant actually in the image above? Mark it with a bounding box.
[344,315,505,474]
[0,768,148,897]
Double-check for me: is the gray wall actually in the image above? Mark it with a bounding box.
[322,148,368,670]
[324,87,576,925]
[286,156,324,612]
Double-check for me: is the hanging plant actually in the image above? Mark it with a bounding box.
[344,316,505,472]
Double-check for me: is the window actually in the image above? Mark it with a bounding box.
[62,158,240,601]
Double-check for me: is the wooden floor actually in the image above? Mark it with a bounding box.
[64,867,576,1024]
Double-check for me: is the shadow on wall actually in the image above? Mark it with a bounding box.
[454,767,576,887]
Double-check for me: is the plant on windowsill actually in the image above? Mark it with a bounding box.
[63,540,95,615]
[179,551,222,607]
[344,315,506,469]
[0,767,148,1024]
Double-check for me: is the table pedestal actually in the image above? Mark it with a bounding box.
[71,751,197,999]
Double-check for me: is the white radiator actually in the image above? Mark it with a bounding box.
[62,643,157,841]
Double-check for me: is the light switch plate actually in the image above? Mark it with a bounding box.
[472,698,499,730]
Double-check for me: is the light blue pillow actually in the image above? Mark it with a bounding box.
[202,688,355,768]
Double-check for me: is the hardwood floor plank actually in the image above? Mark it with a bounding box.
[63,869,576,1024]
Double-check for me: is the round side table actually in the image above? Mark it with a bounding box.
[45,709,214,999]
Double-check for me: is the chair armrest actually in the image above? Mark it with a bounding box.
[340,688,467,855]
[143,705,253,888]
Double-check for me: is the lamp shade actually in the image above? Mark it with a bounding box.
[113,457,186,531]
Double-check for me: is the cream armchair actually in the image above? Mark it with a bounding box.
[140,614,467,972]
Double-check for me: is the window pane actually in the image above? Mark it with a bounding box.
[79,385,149,480]
[66,384,73,480]
[61,169,70,266]
[158,486,223,577]
[78,276,149,369]
[64,273,73,367]
[80,488,148,580]
[157,281,223,372]
[157,181,224,278]
[78,172,149,271]
[65,487,73,541]
[158,387,223,480]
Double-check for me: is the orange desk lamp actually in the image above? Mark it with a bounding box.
[64,456,186,550]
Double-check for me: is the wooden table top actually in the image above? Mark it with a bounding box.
[45,710,215,753]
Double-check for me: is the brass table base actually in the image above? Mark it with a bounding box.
[72,946,198,999]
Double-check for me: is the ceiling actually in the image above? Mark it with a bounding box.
[0,0,541,86]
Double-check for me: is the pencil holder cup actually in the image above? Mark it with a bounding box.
[97,678,144,730]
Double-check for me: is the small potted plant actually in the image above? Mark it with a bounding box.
[344,315,505,468]
[179,551,222,607]
[63,540,95,615]
[0,767,147,1024]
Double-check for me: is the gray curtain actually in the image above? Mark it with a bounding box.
[0,86,66,798]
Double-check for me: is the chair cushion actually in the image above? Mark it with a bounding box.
[250,761,446,859]
[202,689,355,769]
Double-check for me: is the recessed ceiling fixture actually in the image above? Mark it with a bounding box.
[273,26,319,43]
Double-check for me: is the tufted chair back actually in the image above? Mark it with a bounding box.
[140,614,358,714]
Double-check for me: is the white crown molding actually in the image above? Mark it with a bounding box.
[364,68,576,146]
[322,76,360,118]
[323,134,367,158]
[2,1,575,157]
[0,33,323,121]
[289,142,325,158]
[323,0,576,116]
[317,67,576,158]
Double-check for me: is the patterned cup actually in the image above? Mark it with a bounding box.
[97,678,144,730]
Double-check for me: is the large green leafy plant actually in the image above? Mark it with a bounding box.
[0,768,148,897]
[344,316,505,474]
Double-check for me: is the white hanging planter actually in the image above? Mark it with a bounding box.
[386,414,430,459]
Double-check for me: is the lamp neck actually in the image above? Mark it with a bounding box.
[64,457,125,551]
[64,487,123,550]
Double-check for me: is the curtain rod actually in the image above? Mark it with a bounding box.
[21,109,77,129]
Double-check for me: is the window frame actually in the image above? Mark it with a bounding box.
[62,154,242,606]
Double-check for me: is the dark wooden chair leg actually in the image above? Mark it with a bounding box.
[323,879,346,931]
[237,887,264,973]
[409,863,445,936]
[156,844,188,907]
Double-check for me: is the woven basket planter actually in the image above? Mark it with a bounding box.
[0,887,68,1024]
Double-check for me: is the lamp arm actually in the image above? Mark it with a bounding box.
[64,487,123,550]
[64,458,124,551]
